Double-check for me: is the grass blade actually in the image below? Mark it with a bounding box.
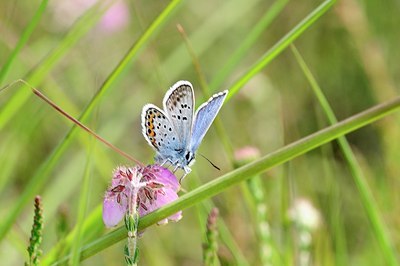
[0,1,111,130]
[290,45,398,265]
[177,24,235,160]
[226,0,336,101]
[0,0,49,85]
[41,206,103,265]
[52,96,400,263]
[0,0,184,241]
[69,139,94,266]
[209,0,289,91]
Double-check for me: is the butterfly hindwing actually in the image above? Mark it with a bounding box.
[141,104,182,160]
[163,81,195,148]
[189,90,228,153]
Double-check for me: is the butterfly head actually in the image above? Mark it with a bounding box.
[174,148,195,168]
[184,150,195,166]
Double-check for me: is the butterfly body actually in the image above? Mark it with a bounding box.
[141,81,228,176]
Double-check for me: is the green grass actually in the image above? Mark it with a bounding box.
[291,44,397,265]
[1,0,400,265]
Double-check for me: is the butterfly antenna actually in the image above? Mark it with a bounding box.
[1,79,143,166]
[198,153,220,171]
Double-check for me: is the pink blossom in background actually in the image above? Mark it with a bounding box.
[102,165,182,228]
[234,146,261,162]
[99,0,130,32]
[49,0,130,32]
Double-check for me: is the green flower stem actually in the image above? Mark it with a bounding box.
[236,155,275,265]
[189,178,250,266]
[51,96,400,264]
[247,177,273,265]
[124,212,139,266]
[203,208,220,266]
[124,188,140,265]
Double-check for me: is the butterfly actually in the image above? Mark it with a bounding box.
[141,80,228,178]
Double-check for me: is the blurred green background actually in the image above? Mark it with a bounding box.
[0,0,399,265]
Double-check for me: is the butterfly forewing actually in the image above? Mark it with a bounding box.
[189,90,228,153]
[141,104,182,158]
[163,81,195,148]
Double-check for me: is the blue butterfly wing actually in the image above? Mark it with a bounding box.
[141,104,183,163]
[163,81,195,148]
[189,90,228,153]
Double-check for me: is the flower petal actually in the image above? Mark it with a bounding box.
[155,188,182,223]
[102,196,127,228]
[151,166,180,192]
[138,185,182,224]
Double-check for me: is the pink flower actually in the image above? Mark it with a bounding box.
[103,165,182,228]
[234,146,261,162]
[48,0,129,32]
[98,0,130,32]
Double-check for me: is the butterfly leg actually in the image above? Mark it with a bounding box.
[178,173,187,184]
[178,166,192,184]
[160,160,169,167]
